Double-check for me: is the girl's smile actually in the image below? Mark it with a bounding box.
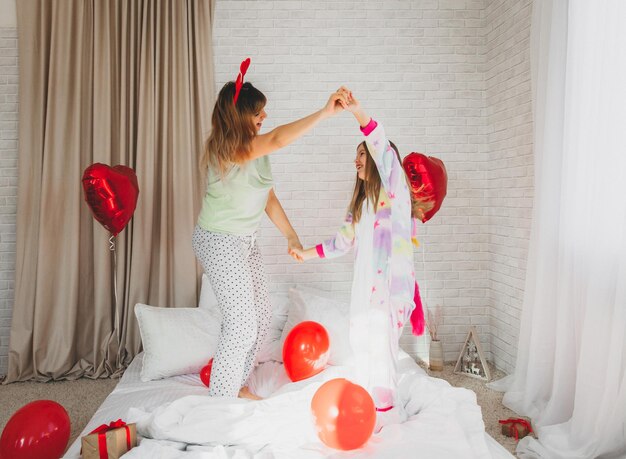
[355,144,367,180]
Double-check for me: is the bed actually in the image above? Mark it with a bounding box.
[64,350,514,458]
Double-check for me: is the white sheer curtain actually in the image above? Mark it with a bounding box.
[490,1,626,458]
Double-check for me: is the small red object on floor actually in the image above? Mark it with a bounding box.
[499,418,533,440]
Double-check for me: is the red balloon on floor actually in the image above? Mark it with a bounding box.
[283,321,329,382]
[200,359,213,388]
[0,400,70,459]
[311,378,375,450]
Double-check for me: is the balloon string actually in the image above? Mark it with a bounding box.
[109,235,120,346]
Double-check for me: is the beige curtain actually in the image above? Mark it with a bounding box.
[6,0,214,382]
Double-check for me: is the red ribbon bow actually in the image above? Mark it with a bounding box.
[88,419,132,459]
[233,57,251,105]
[499,418,533,441]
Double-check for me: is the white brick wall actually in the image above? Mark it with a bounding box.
[484,0,533,374]
[0,0,534,376]
[0,27,18,377]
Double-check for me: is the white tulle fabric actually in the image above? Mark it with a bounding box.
[489,1,626,458]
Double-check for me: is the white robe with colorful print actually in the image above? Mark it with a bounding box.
[316,120,416,410]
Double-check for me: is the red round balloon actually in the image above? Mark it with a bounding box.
[200,359,213,388]
[0,400,70,459]
[283,321,329,382]
[402,153,448,223]
[82,163,139,236]
[311,378,375,450]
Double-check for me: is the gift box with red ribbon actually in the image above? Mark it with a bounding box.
[499,417,533,440]
[81,419,137,459]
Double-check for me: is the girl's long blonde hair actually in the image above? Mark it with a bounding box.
[201,81,267,176]
[347,141,434,223]
[348,141,382,224]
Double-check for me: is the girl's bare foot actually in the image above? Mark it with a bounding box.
[238,386,263,401]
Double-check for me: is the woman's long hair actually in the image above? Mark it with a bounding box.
[347,141,433,223]
[201,81,267,176]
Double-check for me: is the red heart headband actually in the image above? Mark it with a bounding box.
[233,57,251,105]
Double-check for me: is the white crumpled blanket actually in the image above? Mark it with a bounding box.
[122,358,496,459]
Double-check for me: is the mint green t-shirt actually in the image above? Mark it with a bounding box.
[197,156,274,235]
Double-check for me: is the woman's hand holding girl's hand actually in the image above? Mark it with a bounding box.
[290,246,318,263]
[288,237,304,262]
[343,90,361,114]
[342,90,370,128]
[322,88,350,117]
[289,247,305,263]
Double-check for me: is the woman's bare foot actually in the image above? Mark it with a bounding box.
[238,386,263,401]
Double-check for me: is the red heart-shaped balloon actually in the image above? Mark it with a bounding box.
[82,163,139,236]
[402,153,447,223]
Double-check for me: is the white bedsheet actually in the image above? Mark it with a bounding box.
[65,352,513,459]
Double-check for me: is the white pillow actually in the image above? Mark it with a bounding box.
[134,303,220,382]
[198,274,290,363]
[279,287,353,365]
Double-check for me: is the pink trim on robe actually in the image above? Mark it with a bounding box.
[359,118,378,136]
[410,281,425,336]
[315,244,326,259]
[375,406,393,412]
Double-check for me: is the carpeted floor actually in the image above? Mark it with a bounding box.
[417,360,523,457]
[0,361,524,457]
[0,376,119,453]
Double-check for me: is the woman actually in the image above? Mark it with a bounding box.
[193,59,348,399]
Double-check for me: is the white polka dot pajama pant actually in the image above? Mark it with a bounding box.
[192,226,271,397]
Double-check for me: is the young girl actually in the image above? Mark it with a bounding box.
[193,59,348,400]
[293,93,418,425]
